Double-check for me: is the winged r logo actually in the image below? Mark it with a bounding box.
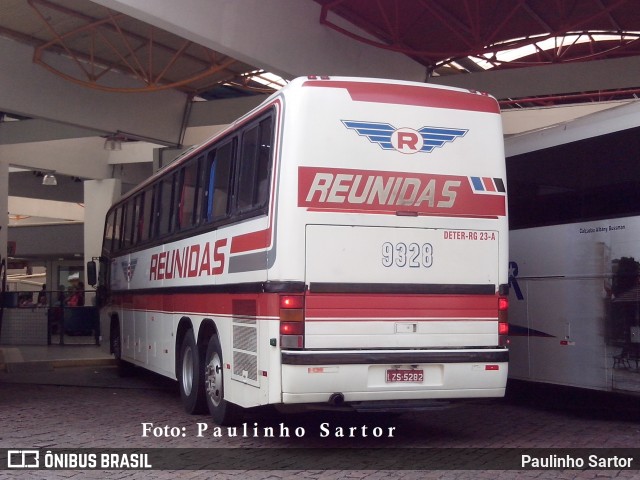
[342,120,468,154]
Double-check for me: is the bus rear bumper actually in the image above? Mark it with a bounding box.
[280,349,508,404]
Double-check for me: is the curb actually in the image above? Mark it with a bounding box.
[1,357,116,373]
[51,358,116,368]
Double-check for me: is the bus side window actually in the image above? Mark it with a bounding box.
[173,168,185,231]
[256,117,273,208]
[132,193,144,245]
[149,182,162,239]
[140,188,153,243]
[205,150,215,222]
[104,210,116,254]
[236,125,259,213]
[177,157,200,230]
[236,116,273,214]
[193,156,204,226]
[125,195,137,248]
[205,140,234,223]
[157,175,176,237]
[113,206,123,253]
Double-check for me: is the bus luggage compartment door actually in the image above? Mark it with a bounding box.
[304,224,501,350]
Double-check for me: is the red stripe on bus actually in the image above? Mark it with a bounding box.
[305,293,499,320]
[230,227,271,254]
[111,291,498,321]
[303,80,500,114]
[112,292,280,317]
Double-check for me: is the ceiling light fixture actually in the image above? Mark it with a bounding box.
[42,173,57,186]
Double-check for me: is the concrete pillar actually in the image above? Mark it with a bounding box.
[83,179,121,291]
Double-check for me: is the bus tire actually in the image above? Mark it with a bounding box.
[111,320,134,377]
[178,329,207,414]
[204,335,240,425]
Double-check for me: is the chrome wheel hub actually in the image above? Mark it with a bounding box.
[205,353,222,407]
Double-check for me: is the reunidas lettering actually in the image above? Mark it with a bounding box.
[149,238,227,281]
[298,166,507,218]
[305,172,460,209]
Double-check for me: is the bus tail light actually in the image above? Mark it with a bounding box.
[280,295,305,349]
[498,296,509,346]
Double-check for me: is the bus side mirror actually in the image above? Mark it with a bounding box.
[87,261,97,287]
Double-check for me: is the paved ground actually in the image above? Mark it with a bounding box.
[1,363,640,479]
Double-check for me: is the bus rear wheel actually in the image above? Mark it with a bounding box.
[204,335,240,425]
[178,330,206,414]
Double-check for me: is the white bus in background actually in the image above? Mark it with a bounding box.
[91,76,509,425]
[506,100,640,394]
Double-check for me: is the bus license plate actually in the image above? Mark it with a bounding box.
[386,369,424,383]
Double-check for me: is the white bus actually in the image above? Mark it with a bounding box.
[91,76,509,425]
[506,100,640,394]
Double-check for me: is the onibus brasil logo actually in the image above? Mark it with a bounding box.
[342,120,467,154]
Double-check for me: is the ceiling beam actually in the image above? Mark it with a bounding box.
[431,55,640,100]
[91,0,425,81]
[0,36,188,146]
[0,119,102,145]
[0,138,112,180]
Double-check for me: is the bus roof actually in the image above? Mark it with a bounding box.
[112,76,499,207]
